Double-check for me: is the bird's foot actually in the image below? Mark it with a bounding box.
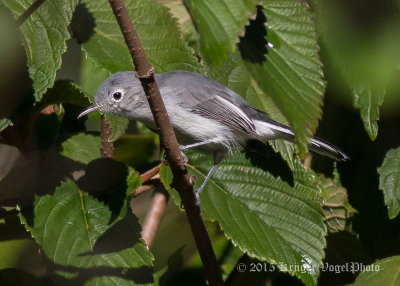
[163,149,188,166]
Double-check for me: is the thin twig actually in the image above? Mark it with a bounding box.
[107,0,224,284]
[302,152,312,169]
[141,162,162,183]
[135,177,161,196]
[141,185,169,248]
[17,0,46,26]
[100,115,114,158]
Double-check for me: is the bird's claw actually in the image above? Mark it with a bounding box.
[194,190,201,206]
[181,152,188,166]
[163,149,188,166]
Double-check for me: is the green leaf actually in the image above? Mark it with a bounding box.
[61,133,101,165]
[160,152,326,285]
[184,0,259,65]
[3,0,79,100]
[378,147,400,219]
[34,80,90,114]
[312,1,400,141]
[351,256,400,286]
[114,134,157,169]
[206,50,296,169]
[126,167,142,197]
[104,114,129,142]
[81,0,202,74]
[21,179,154,285]
[0,118,13,132]
[353,86,385,141]
[243,1,325,156]
[80,55,109,100]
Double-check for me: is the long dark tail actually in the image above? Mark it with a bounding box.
[253,118,350,161]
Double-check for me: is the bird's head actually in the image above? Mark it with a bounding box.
[78,71,146,119]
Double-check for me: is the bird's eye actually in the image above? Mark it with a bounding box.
[113,91,122,100]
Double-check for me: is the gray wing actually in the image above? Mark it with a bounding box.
[190,95,257,135]
[157,71,258,136]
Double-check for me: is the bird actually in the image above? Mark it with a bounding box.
[78,70,349,196]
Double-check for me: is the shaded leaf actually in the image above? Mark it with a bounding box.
[378,147,400,219]
[153,247,184,286]
[184,0,259,65]
[160,151,326,285]
[242,1,325,156]
[34,80,90,112]
[0,149,82,202]
[0,268,45,286]
[312,1,400,140]
[3,0,79,100]
[114,134,157,169]
[81,0,202,74]
[351,256,400,286]
[21,179,154,285]
[61,133,101,165]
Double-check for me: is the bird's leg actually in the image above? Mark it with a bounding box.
[163,139,216,165]
[162,149,188,166]
[179,139,217,151]
[195,151,224,205]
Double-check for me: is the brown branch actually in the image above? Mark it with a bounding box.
[141,185,169,248]
[17,0,46,26]
[107,0,224,284]
[100,116,114,158]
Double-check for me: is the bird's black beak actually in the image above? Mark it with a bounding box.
[77,104,104,119]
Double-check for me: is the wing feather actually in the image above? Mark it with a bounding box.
[189,95,257,135]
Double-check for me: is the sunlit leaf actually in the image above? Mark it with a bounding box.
[3,0,79,100]
[81,0,202,74]
[184,0,259,64]
[242,1,325,156]
[160,151,326,285]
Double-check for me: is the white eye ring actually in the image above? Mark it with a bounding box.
[112,91,122,101]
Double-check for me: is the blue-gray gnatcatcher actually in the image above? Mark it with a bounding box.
[78,70,349,195]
